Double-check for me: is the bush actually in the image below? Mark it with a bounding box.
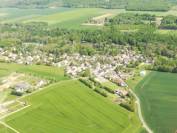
[103,86,114,94]
[94,88,108,97]
[11,90,23,96]
[79,78,94,89]
[120,103,134,112]
[89,77,102,88]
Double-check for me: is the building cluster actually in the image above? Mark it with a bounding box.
[0,47,151,87]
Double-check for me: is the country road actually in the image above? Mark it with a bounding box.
[130,90,153,133]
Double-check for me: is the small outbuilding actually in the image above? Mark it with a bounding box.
[14,82,31,94]
[140,70,146,77]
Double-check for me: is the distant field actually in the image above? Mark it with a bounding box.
[157,29,177,34]
[0,8,121,29]
[1,7,177,29]
[134,72,177,133]
[2,80,142,133]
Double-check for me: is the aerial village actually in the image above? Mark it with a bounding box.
[0,45,151,112]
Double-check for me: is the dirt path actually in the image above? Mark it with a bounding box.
[130,90,153,133]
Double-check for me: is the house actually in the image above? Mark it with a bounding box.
[111,77,128,87]
[14,82,31,94]
[36,80,46,88]
[114,89,129,97]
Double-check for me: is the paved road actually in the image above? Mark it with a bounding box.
[130,90,153,133]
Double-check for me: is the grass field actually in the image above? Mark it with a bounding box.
[0,63,68,81]
[1,80,143,133]
[134,71,177,133]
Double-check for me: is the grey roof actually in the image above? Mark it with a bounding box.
[15,82,31,90]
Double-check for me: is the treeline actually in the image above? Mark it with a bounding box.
[107,13,156,25]
[0,0,175,11]
[126,0,170,11]
[151,56,177,73]
[160,15,177,29]
[62,0,127,9]
[1,23,177,50]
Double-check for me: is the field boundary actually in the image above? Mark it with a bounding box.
[129,72,154,133]
[130,89,153,133]
[0,121,20,133]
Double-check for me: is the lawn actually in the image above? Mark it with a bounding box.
[134,71,177,133]
[3,80,142,133]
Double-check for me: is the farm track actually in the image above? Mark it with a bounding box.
[130,90,153,133]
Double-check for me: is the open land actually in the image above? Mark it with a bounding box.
[134,72,177,133]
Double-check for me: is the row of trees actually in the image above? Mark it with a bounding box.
[0,0,174,11]
[160,15,177,29]
[107,13,156,25]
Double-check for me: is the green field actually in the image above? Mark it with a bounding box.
[0,7,120,29]
[134,72,177,133]
[1,80,142,133]
[1,7,177,29]
[0,124,14,133]
[0,63,143,133]
[0,63,68,81]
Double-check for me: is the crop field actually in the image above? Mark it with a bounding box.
[157,29,177,35]
[0,80,142,133]
[1,7,177,29]
[0,7,73,22]
[134,71,177,133]
[0,124,14,133]
[0,7,120,29]
[0,63,68,81]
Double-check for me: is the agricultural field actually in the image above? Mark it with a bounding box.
[0,62,144,133]
[1,7,177,30]
[134,71,177,133]
[0,123,14,133]
[2,80,143,133]
[0,7,121,29]
[0,63,68,103]
[0,63,68,81]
